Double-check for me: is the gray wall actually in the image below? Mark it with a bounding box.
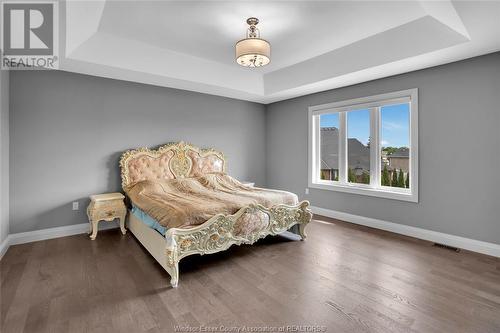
[0,70,9,243]
[8,53,500,244]
[10,71,266,234]
[266,52,500,245]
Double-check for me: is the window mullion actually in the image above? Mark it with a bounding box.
[370,107,380,188]
[314,115,320,182]
[339,112,347,184]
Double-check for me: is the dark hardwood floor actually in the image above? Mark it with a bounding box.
[1,216,500,333]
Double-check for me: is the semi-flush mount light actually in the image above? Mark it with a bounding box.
[235,17,271,67]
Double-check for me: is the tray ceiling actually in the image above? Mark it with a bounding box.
[61,1,500,103]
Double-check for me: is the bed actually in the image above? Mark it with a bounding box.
[120,142,312,287]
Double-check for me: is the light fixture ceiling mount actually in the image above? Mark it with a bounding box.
[235,17,271,68]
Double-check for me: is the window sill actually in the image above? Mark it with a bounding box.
[309,181,418,203]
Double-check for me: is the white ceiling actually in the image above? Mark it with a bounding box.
[61,1,500,104]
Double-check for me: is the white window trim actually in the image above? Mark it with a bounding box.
[308,89,418,203]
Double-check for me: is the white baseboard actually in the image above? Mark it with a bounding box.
[0,236,10,259]
[0,222,119,260]
[311,206,500,258]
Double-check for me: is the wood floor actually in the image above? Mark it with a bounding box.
[1,216,500,333]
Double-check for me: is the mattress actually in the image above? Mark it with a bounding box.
[131,205,167,236]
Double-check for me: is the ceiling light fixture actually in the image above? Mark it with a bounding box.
[235,17,271,67]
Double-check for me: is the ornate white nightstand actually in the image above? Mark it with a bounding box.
[87,192,127,240]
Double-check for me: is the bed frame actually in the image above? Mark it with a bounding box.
[120,142,312,287]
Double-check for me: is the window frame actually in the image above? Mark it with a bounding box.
[308,89,418,202]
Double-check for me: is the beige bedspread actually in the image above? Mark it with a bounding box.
[125,173,298,229]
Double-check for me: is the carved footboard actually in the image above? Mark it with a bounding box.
[164,200,312,287]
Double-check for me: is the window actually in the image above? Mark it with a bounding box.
[347,109,371,184]
[319,113,339,181]
[308,89,418,202]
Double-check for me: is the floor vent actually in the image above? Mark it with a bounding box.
[433,243,460,252]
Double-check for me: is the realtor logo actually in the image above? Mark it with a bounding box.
[1,1,59,69]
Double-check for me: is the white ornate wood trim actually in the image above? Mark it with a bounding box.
[164,201,312,287]
[87,197,127,240]
[119,141,226,188]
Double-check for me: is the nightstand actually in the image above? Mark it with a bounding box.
[87,192,127,240]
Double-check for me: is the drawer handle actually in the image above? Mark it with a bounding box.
[106,211,115,217]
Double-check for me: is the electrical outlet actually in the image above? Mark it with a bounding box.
[72,202,79,211]
[305,188,309,195]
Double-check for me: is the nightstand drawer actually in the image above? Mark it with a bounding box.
[89,200,124,218]
[95,207,119,220]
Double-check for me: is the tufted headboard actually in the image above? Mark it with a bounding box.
[119,141,226,189]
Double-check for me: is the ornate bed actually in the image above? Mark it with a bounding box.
[120,142,312,287]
